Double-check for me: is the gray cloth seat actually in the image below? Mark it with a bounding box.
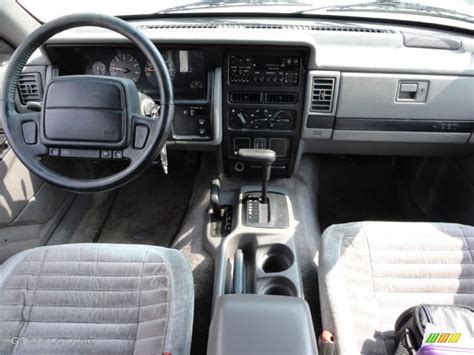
[318,222,474,355]
[0,243,194,354]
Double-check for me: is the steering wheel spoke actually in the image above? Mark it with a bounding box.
[8,111,48,159]
[123,115,157,160]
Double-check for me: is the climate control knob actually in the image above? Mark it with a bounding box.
[273,111,293,129]
[230,109,249,128]
[250,109,271,129]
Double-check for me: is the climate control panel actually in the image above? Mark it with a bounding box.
[229,108,295,130]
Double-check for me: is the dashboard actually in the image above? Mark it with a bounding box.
[16,17,474,178]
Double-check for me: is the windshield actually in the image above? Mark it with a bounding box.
[18,0,474,25]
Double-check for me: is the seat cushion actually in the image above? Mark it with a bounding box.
[0,243,194,354]
[319,222,474,355]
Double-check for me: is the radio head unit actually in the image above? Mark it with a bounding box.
[228,54,301,85]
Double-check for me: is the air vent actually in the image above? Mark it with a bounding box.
[229,91,262,103]
[137,23,393,33]
[311,78,335,112]
[265,93,298,104]
[17,73,42,105]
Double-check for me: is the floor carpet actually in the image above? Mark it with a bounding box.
[65,154,197,247]
[95,165,194,246]
[318,155,425,231]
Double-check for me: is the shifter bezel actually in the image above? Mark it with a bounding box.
[243,192,289,228]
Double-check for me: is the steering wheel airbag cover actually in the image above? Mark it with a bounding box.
[42,76,130,145]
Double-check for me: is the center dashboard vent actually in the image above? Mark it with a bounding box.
[17,73,42,105]
[265,93,298,104]
[137,23,393,33]
[229,91,262,103]
[310,78,336,113]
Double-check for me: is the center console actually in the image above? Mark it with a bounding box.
[205,150,318,354]
[222,48,308,178]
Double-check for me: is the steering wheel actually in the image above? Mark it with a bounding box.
[0,13,174,193]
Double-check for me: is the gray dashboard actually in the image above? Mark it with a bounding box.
[12,17,474,174]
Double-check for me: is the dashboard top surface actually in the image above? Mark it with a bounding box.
[44,17,474,76]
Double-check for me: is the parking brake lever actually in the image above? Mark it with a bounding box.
[238,149,276,204]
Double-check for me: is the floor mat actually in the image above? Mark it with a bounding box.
[318,155,424,232]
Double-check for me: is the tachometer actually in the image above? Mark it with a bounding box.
[145,52,176,87]
[109,52,141,82]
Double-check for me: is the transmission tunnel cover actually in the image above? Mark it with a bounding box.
[42,77,127,144]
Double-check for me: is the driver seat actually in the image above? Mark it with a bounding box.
[0,243,194,354]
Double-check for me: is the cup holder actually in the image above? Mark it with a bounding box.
[260,277,297,297]
[261,244,294,273]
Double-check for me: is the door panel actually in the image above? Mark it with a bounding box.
[0,149,75,262]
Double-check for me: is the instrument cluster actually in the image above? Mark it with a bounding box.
[57,46,208,100]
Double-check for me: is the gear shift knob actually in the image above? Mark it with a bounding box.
[238,149,276,203]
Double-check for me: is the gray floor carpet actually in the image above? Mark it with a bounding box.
[318,155,425,231]
[63,157,196,246]
[96,165,194,245]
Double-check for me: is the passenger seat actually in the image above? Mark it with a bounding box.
[318,221,474,354]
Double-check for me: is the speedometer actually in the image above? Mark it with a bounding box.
[109,52,141,82]
[145,52,176,87]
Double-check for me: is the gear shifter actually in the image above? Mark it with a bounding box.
[238,149,276,204]
[211,179,221,218]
